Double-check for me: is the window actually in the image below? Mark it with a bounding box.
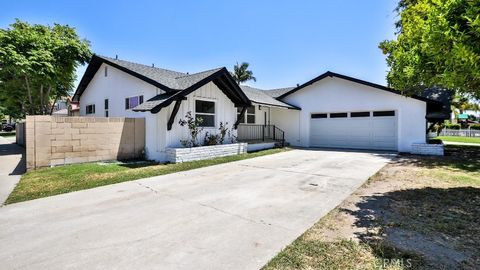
[311,113,327,119]
[195,100,215,127]
[125,95,144,110]
[237,106,255,124]
[330,112,348,118]
[351,111,370,117]
[104,99,109,117]
[373,110,395,117]
[86,104,95,115]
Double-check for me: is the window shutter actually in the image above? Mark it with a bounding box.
[92,105,95,113]
[125,98,129,110]
[139,95,144,104]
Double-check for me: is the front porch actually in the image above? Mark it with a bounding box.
[237,124,286,149]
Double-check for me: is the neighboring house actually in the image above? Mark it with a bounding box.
[73,55,447,162]
[51,97,69,116]
[67,97,80,116]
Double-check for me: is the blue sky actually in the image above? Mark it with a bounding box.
[1,0,398,90]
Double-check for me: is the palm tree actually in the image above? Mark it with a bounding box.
[232,62,256,84]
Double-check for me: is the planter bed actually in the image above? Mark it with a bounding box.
[166,143,248,163]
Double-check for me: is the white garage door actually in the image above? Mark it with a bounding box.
[309,111,397,151]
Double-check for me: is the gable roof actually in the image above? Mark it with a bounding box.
[240,86,299,109]
[73,55,251,113]
[277,71,439,104]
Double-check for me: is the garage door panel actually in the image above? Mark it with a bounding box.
[310,112,397,151]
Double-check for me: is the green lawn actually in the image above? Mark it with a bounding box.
[6,148,289,204]
[436,136,480,144]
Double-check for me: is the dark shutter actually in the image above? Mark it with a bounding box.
[104,99,109,110]
[139,95,144,104]
[125,98,129,110]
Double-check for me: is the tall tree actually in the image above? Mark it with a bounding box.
[232,62,256,84]
[0,19,92,116]
[379,0,480,98]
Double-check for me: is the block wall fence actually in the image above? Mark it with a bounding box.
[26,116,145,170]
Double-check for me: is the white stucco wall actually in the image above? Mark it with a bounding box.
[79,63,238,162]
[280,77,427,152]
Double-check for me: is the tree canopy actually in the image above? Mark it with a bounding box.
[0,19,92,117]
[232,62,256,84]
[379,0,480,99]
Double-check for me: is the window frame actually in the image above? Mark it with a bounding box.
[85,104,95,115]
[311,113,328,119]
[125,95,144,110]
[373,110,395,117]
[195,99,216,128]
[237,106,256,124]
[350,111,370,118]
[104,99,109,117]
[329,112,348,118]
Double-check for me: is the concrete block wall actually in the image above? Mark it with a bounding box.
[26,116,145,170]
[166,143,247,163]
[411,143,444,156]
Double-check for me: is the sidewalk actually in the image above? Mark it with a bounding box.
[0,136,25,205]
[443,141,480,146]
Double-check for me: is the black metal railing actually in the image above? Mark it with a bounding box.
[237,124,285,146]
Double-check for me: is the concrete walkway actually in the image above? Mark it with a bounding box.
[0,136,25,205]
[0,149,394,270]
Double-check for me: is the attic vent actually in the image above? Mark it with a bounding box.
[104,66,108,77]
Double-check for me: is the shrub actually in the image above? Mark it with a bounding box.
[203,132,220,146]
[445,123,461,130]
[178,112,204,147]
[470,124,480,130]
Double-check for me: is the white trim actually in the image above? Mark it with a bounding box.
[194,98,216,128]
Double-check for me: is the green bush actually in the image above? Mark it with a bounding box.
[445,123,461,130]
[469,124,480,130]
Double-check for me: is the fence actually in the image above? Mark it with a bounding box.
[16,122,26,146]
[440,128,480,137]
[237,124,285,146]
[26,116,145,170]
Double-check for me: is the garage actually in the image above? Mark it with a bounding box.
[309,110,397,151]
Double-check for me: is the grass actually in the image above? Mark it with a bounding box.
[436,135,480,144]
[6,148,289,204]
[263,145,480,269]
[0,131,16,138]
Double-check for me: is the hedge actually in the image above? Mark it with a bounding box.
[445,123,461,130]
[470,124,480,130]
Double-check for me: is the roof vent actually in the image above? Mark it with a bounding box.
[187,72,189,75]
[296,83,299,87]
[152,63,155,67]
[115,54,118,60]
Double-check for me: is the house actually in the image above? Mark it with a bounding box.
[73,55,446,162]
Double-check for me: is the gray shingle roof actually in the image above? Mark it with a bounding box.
[262,87,295,98]
[240,85,299,109]
[100,56,223,91]
[133,91,180,111]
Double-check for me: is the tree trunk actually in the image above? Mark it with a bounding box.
[39,84,44,115]
[44,85,52,115]
[24,76,33,115]
[50,94,60,115]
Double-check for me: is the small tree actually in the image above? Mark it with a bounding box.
[178,112,204,147]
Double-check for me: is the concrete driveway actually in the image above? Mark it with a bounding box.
[0,149,393,270]
[0,136,25,204]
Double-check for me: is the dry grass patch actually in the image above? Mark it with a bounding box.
[264,145,480,270]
